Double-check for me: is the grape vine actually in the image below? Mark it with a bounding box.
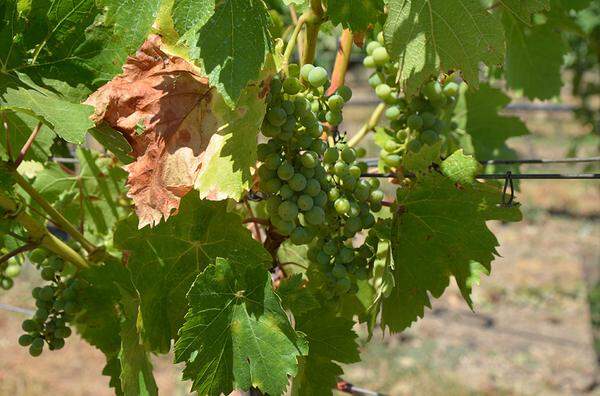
[0,0,596,395]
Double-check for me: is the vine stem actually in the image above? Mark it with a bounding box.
[282,14,307,74]
[2,112,13,162]
[289,5,304,61]
[348,103,386,147]
[242,217,270,226]
[14,121,43,167]
[327,29,353,96]
[0,192,88,269]
[0,241,38,265]
[13,172,98,254]
[302,0,324,66]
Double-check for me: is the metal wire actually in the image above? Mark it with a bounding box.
[363,172,600,180]
[363,156,600,167]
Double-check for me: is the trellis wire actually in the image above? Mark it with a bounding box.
[363,172,600,180]
[362,156,600,168]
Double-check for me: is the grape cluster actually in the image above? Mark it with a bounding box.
[258,64,384,296]
[0,258,20,290]
[18,249,81,356]
[363,33,463,171]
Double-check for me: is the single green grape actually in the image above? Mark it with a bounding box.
[262,178,282,194]
[396,129,408,142]
[323,147,339,164]
[277,162,295,181]
[363,56,376,68]
[338,247,354,263]
[348,165,362,179]
[368,73,384,88]
[29,249,48,264]
[331,264,348,279]
[262,122,281,138]
[304,206,325,225]
[266,107,287,127]
[407,114,423,131]
[421,112,436,128]
[288,173,307,191]
[304,178,321,196]
[337,86,353,102]
[29,338,44,357]
[333,161,349,176]
[300,63,314,81]
[313,191,327,207]
[334,197,350,215]
[340,146,356,163]
[370,189,384,204]
[264,153,283,170]
[372,47,389,66]
[288,63,300,78]
[278,201,298,221]
[297,194,314,211]
[22,319,39,333]
[5,264,21,278]
[423,80,443,101]
[384,139,401,153]
[327,94,344,110]
[325,110,342,126]
[323,240,338,256]
[300,151,318,169]
[39,286,54,301]
[385,106,401,120]
[283,77,302,95]
[18,334,34,346]
[443,81,459,97]
[366,41,381,55]
[407,138,423,152]
[266,196,282,214]
[421,129,439,145]
[307,66,328,88]
[328,187,341,202]
[375,84,392,100]
[290,227,310,245]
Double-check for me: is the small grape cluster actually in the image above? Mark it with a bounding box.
[258,63,351,244]
[363,33,462,171]
[18,249,81,356]
[0,258,21,290]
[258,64,385,296]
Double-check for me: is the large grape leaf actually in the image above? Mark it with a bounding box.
[0,111,55,163]
[0,74,94,143]
[113,196,272,352]
[86,36,269,228]
[381,173,522,332]
[383,0,505,94]
[440,149,481,184]
[174,257,307,396]
[191,0,272,106]
[503,15,567,100]
[327,0,384,32]
[171,0,215,37]
[452,83,529,168]
[291,307,360,396]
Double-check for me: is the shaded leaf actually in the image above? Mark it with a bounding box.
[0,111,55,163]
[327,0,384,32]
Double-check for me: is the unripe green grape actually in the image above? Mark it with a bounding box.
[323,240,338,256]
[266,107,287,127]
[348,201,361,217]
[337,86,353,102]
[366,41,381,55]
[5,264,21,278]
[323,147,339,164]
[296,133,313,149]
[361,213,376,228]
[262,122,281,138]
[338,247,354,263]
[348,165,361,179]
[50,338,65,350]
[383,154,402,167]
[22,319,39,332]
[325,110,343,126]
[256,144,272,161]
[290,227,309,245]
[368,178,380,190]
[264,153,282,170]
[384,139,400,153]
[19,334,34,346]
[313,191,327,207]
[300,166,315,179]
[281,100,295,115]
[35,308,49,321]
[355,147,366,158]
[307,66,328,87]
[297,194,314,211]
[340,146,356,163]
[39,286,54,301]
[29,249,48,264]
[385,106,401,120]
[421,112,436,128]
[54,327,72,339]
[372,47,389,66]
[279,130,293,141]
[375,84,392,100]
[327,94,344,110]
[333,161,348,176]
[288,173,307,191]
[64,301,81,315]
[29,338,44,357]
[294,96,311,116]
[335,278,352,294]
[407,139,423,152]
[262,178,282,194]
[396,129,408,142]
[341,175,357,191]
[369,189,384,204]
[345,216,362,233]
[270,76,283,94]
[328,187,341,201]
[310,139,327,154]
[421,129,439,145]
[334,197,350,215]
[281,116,296,133]
[407,114,423,131]
[368,72,384,88]
[266,196,281,214]
[354,183,370,202]
[332,264,348,279]
[300,63,314,80]
[315,251,330,266]
[310,100,320,113]
[377,31,385,45]
[423,80,443,101]
[304,178,321,196]
[300,151,318,169]
[277,162,294,181]
[304,206,325,225]
[443,81,459,97]
[278,201,298,221]
[363,56,376,68]
[283,77,302,95]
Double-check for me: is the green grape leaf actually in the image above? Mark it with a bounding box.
[114,196,272,352]
[402,141,442,174]
[0,111,55,163]
[89,124,133,164]
[171,0,215,36]
[327,0,384,32]
[174,257,307,396]
[192,0,272,106]
[383,0,505,94]
[440,149,482,184]
[499,0,549,23]
[0,161,15,192]
[291,308,360,396]
[453,83,529,170]
[102,356,124,396]
[0,74,94,143]
[381,173,522,332]
[194,81,268,200]
[503,15,567,100]
[277,274,319,316]
[118,291,159,396]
